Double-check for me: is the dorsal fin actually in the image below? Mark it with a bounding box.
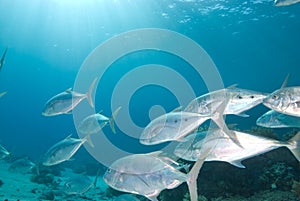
[171,106,182,112]
[280,74,290,89]
[146,151,163,157]
[227,84,238,89]
[65,88,72,92]
[65,134,72,139]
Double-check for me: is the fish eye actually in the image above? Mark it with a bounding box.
[174,120,178,123]
[272,95,278,99]
[237,95,243,99]
[250,95,254,99]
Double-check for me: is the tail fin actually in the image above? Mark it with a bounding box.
[109,106,121,134]
[86,77,98,108]
[287,132,300,162]
[186,146,210,201]
[35,162,41,176]
[93,168,101,187]
[211,95,243,148]
[84,132,94,147]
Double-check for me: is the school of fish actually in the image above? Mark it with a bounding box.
[0,28,300,200]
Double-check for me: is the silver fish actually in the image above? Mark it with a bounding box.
[0,144,10,159]
[256,110,300,128]
[274,0,300,6]
[0,47,7,72]
[8,157,35,174]
[42,135,88,166]
[78,107,121,135]
[42,78,97,116]
[185,87,267,117]
[263,86,300,117]
[184,87,266,147]
[0,91,7,98]
[139,111,211,145]
[174,129,300,168]
[63,171,99,195]
[103,152,204,201]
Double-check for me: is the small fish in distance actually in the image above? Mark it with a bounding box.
[42,78,98,116]
[0,47,8,72]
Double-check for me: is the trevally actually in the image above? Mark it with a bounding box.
[78,107,121,135]
[256,110,300,128]
[184,87,266,147]
[42,135,90,166]
[174,129,300,168]
[0,144,10,159]
[0,47,7,72]
[103,152,206,201]
[263,86,300,117]
[63,170,100,195]
[185,87,267,117]
[274,0,300,6]
[139,111,211,145]
[8,157,35,174]
[42,78,98,116]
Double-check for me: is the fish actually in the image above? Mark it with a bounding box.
[0,91,7,98]
[63,170,100,195]
[0,144,10,160]
[0,47,8,72]
[103,152,206,201]
[42,135,89,166]
[139,111,211,145]
[274,0,300,6]
[113,194,140,201]
[174,129,300,168]
[78,106,121,135]
[8,157,35,174]
[263,86,300,117]
[42,78,98,116]
[184,87,266,147]
[256,110,300,128]
[185,87,267,117]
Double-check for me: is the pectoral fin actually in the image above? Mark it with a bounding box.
[236,112,249,118]
[228,160,245,168]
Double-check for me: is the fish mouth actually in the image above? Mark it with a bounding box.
[262,98,273,109]
[42,111,55,117]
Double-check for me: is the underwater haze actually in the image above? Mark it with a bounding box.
[0,0,300,200]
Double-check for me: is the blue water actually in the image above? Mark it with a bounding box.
[0,0,299,168]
